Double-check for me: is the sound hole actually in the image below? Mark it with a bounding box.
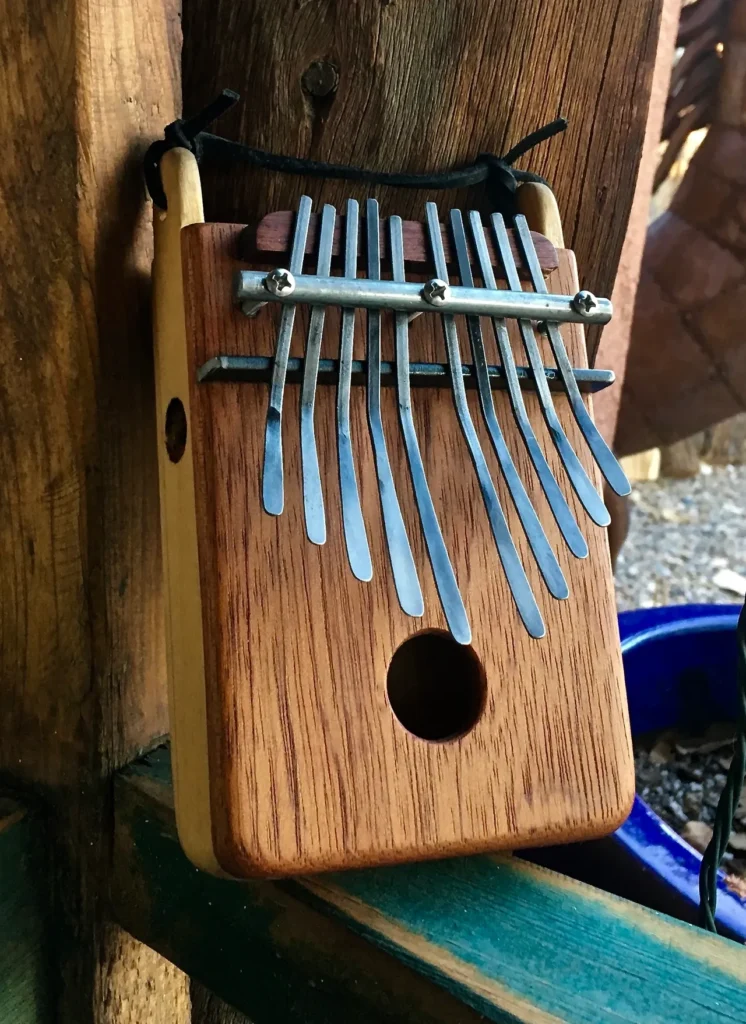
[386,631,486,741]
[165,398,187,464]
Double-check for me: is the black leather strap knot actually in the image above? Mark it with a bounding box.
[144,88,566,217]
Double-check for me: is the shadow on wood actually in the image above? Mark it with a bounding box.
[0,799,52,1023]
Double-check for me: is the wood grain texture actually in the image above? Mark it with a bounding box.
[114,747,746,1024]
[166,208,633,877]
[0,0,186,1019]
[0,0,177,792]
[249,211,559,276]
[191,985,246,1024]
[182,0,665,357]
[95,925,190,1024]
[0,801,52,1023]
[592,0,679,448]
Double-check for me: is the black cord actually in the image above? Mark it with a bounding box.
[699,598,746,932]
[144,88,567,215]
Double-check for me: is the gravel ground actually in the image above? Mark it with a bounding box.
[634,725,746,880]
[615,463,746,611]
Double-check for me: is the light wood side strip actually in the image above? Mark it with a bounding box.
[153,148,219,873]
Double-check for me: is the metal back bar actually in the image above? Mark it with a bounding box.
[234,271,612,325]
[199,356,614,395]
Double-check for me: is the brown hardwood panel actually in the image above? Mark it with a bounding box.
[170,214,632,877]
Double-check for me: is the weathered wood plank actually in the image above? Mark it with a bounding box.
[113,749,485,1024]
[113,748,746,1024]
[0,0,190,1019]
[0,800,52,1024]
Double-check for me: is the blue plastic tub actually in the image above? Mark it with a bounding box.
[617,603,746,939]
[524,603,746,938]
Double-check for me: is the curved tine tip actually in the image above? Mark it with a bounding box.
[352,558,373,584]
[401,592,425,619]
[452,622,472,646]
[307,524,326,546]
[527,617,546,640]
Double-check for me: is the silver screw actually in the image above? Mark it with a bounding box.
[264,268,296,297]
[422,278,451,306]
[572,289,598,317]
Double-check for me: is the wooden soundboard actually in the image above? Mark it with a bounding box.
[154,147,633,878]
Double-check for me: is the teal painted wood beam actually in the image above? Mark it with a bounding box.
[112,747,746,1024]
[0,798,52,1023]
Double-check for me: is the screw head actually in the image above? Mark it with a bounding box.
[301,60,339,99]
[422,278,451,306]
[572,289,598,317]
[264,268,296,297]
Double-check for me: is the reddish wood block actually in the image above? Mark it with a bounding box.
[242,211,559,279]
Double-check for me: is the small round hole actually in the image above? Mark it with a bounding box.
[165,398,187,463]
[386,631,485,742]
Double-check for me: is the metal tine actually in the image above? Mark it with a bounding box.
[390,216,471,643]
[449,210,568,600]
[468,211,588,559]
[337,200,373,581]
[424,202,545,639]
[300,203,336,545]
[262,195,313,516]
[366,199,424,618]
[491,213,611,528]
[512,215,631,498]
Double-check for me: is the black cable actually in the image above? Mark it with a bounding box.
[144,89,567,214]
[699,598,746,931]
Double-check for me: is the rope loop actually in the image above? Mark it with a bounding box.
[144,89,567,215]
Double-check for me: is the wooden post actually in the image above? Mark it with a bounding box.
[183,0,667,346]
[0,0,189,1019]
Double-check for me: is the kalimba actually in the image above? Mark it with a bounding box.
[153,146,634,878]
